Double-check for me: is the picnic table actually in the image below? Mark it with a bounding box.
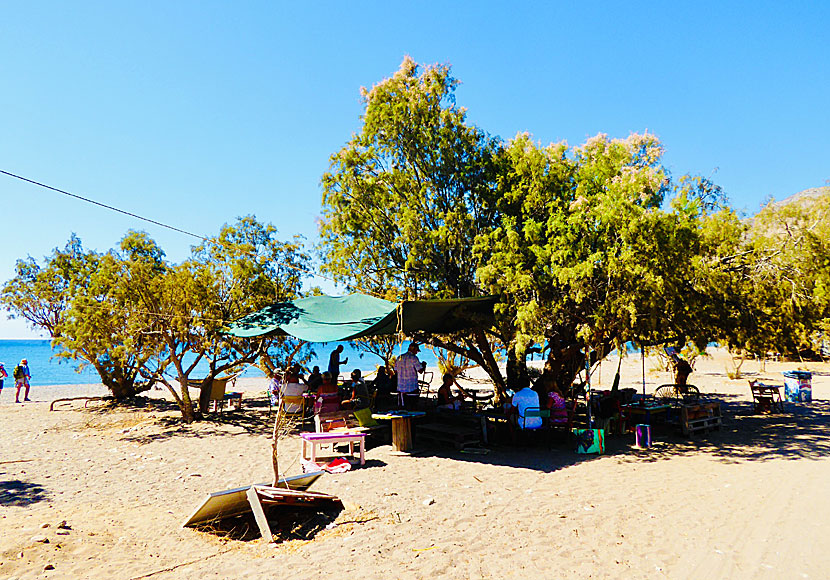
[749,381,784,413]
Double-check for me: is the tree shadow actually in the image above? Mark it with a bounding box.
[643,398,830,463]
[73,395,277,445]
[409,396,830,472]
[118,410,276,445]
[0,477,49,507]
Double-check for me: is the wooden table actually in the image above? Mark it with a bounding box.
[622,403,671,426]
[749,382,784,413]
[478,409,512,444]
[372,411,426,452]
[300,432,366,465]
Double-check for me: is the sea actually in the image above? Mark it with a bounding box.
[0,339,437,387]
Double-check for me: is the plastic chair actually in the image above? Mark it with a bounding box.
[518,406,551,447]
[520,407,549,430]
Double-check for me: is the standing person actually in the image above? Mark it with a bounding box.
[667,348,693,386]
[14,358,31,403]
[395,342,423,406]
[0,362,6,399]
[327,345,348,380]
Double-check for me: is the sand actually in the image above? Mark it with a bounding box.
[2,348,830,579]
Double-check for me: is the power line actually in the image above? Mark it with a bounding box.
[0,169,399,303]
[1,169,208,242]
[0,168,331,282]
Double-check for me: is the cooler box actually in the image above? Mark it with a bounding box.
[783,370,812,403]
[635,424,651,448]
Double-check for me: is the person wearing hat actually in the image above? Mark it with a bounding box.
[395,342,423,406]
[0,362,6,398]
[14,358,31,403]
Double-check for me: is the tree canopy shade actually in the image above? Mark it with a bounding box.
[224,294,497,342]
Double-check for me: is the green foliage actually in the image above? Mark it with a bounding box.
[1,234,159,398]
[319,56,505,390]
[320,56,499,300]
[318,57,779,395]
[475,131,727,389]
[126,217,312,421]
[710,190,830,358]
[1,218,312,422]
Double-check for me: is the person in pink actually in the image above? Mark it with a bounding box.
[0,362,7,398]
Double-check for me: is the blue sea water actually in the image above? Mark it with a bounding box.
[0,339,100,386]
[0,339,437,386]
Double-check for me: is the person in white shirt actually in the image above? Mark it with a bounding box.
[512,384,543,430]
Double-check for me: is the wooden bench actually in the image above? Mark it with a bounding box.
[416,422,482,450]
[680,402,722,437]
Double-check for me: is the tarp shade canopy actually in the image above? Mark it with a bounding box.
[224,294,497,343]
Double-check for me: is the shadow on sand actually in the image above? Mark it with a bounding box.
[407,395,830,473]
[0,477,49,507]
[70,391,830,475]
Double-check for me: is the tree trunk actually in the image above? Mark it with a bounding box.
[198,377,214,414]
[103,377,138,400]
[176,374,199,423]
[505,343,532,391]
[543,340,586,396]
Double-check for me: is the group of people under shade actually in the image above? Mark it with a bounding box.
[509,375,571,431]
[509,349,696,435]
[270,341,484,417]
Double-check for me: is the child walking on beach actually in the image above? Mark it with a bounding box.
[0,362,6,398]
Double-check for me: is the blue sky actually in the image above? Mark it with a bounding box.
[1,1,828,338]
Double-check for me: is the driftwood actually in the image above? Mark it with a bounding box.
[49,396,109,411]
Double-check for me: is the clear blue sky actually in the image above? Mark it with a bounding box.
[1,1,828,338]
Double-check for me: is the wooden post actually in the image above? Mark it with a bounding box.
[271,411,282,486]
[392,417,412,452]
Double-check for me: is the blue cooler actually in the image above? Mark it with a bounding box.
[783,370,812,403]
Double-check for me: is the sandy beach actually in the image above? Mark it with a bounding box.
[2,347,830,579]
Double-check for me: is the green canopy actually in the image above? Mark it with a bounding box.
[224,294,496,342]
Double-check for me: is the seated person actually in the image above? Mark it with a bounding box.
[545,384,569,426]
[317,371,339,395]
[314,371,341,414]
[267,372,282,405]
[371,366,397,411]
[436,373,472,411]
[283,363,307,387]
[511,377,543,430]
[372,366,393,396]
[341,369,370,409]
[276,363,307,413]
[306,365,323,392]
[596,394,623,434]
